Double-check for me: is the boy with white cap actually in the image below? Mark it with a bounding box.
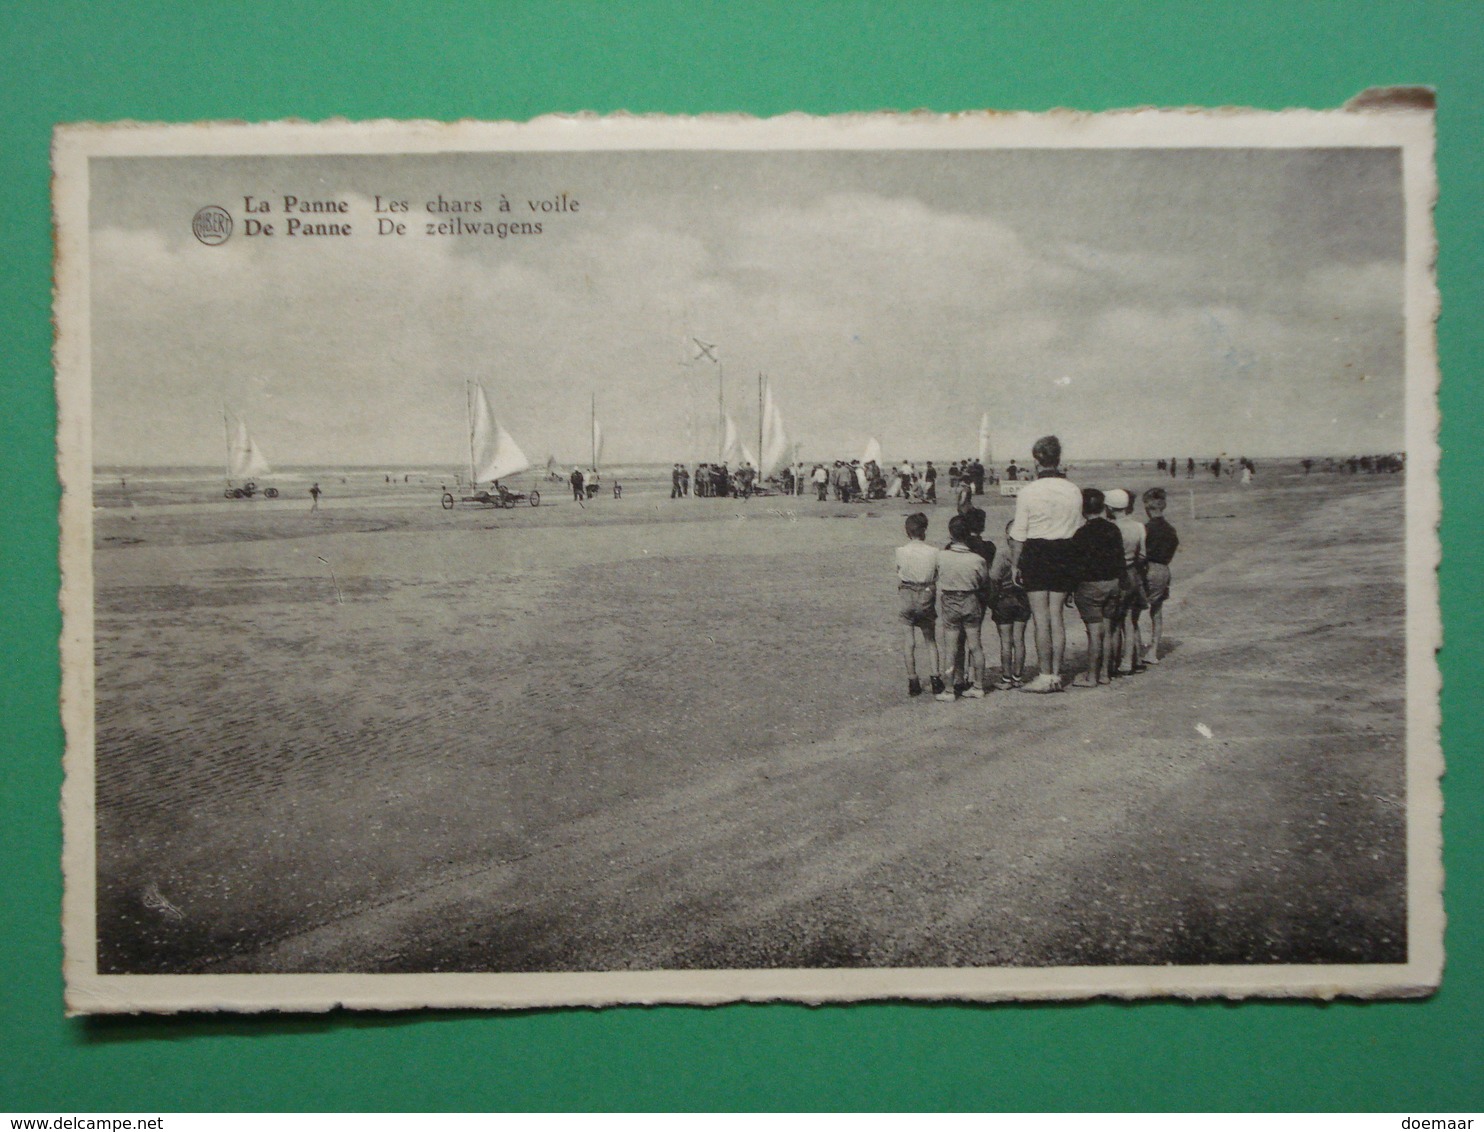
[1104,488,1149,675]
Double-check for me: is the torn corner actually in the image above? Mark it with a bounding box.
[1345,86,1436,112]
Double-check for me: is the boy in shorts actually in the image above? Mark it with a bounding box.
[1069,487,1124,687]
[1141,487,1180,664]
[987,520,1031,689]
[948,503,996,681]
[895,512,945,699]
[1104,487,1149,676]
[934,513,991,701]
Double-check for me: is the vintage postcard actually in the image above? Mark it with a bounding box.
[55,96,1441,1013]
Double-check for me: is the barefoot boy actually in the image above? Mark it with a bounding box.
[1069,488,1124,686]
[1140,487,1180,663]
[895,512,945,698]
[935,513,992,700]
[987,520,1031,688]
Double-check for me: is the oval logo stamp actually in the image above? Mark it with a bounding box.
[191,205,233,245]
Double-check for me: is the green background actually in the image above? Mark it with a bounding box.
[3,0,1480,1112]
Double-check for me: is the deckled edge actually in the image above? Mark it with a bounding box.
[54,92,1445,1014]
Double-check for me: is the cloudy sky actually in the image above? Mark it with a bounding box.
[89,145,1405,467]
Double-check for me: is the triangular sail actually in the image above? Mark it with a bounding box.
[977,412,993,467]
[225,409,271,479]
[591,414,604,467]
[861,436,883,467]
[760,381,791,477]
[720,413,741,464]
[470,382,531,483]
[741,441,759,470]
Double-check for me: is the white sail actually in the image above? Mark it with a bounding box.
[861,436,882,467]
[977,412,993,467]
[741,441,759,470]
[225,409,271,479]
[470,382,531,483]
[591,414,604,467]
[760,381,791,477]
[720,413,741,464]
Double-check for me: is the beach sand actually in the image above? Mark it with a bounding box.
[90,468,1408,973]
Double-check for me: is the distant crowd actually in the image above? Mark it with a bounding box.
[1323,453,1406,474]
[895,434,1180,701]
[671,457,999,503]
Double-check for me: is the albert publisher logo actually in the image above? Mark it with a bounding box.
[192,205,233,245]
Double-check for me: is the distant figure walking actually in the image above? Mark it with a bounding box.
[570,466,585,501]
[309,482,321,512]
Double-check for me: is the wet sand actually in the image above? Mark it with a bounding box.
[90,469,1408,973]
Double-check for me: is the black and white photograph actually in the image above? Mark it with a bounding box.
[54,105,1441,1012]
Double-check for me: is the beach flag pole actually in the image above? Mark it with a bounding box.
[690,336,724,461]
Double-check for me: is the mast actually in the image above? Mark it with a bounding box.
[758,372,764,471]
[466,380,476,487]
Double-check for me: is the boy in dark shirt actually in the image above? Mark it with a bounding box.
[1069,487,1124,687]
[935,513,991,699]
[988,520,1031,688]
[1141,487,1181,664]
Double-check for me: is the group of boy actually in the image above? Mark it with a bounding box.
[1064,487,1178,687]
[894,507,1028,701]
[894,486,1178,699]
